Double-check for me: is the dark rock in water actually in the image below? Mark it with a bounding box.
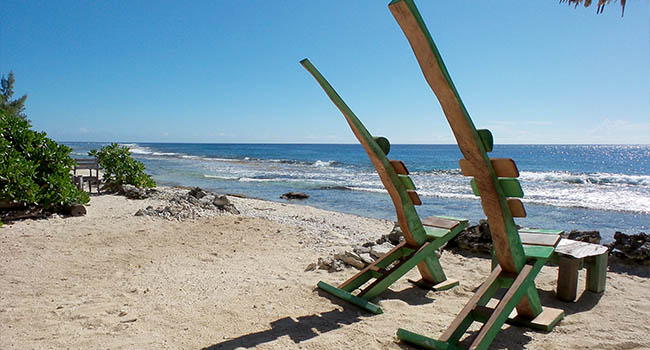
[280,192,309,200]
[607,232,650,264]
[446,219,493,253]
[188,187,208,199]
[119,184,151,199]
[565,230,601,244]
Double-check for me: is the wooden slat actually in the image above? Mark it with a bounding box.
[557,256,581,302]
[390,159,409,175]
[471,178,524,198]
[477,129,493,152]
[555,238,609,259]
[439,265,503,342]
[470,264,534,349]
[421,216,459,230]
[519,232,561,247]
[460,158,519,178]
[398,174,416,190]
[507,198,526,218]
[407,190,421,205]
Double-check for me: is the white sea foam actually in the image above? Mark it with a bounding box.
[313,160,336,167]
[203,175,240,181]
[520,171,650,187]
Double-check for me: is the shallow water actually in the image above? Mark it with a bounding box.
[67,142,650,242]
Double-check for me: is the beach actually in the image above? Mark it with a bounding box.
[1,187,649,349]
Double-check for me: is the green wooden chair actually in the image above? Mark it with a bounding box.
[301,58,468,315]
[389,0,565,348]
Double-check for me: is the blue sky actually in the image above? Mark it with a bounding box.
[1,1,648,144]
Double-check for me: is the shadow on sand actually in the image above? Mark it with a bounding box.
[200,306,365,350]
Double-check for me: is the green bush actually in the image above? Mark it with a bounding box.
[0,108,89,211]
[89,143,156,192]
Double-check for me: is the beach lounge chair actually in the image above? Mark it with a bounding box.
[389,0,565,348]
[301,58,468,315]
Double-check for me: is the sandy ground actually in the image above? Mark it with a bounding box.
[1,190,649,349]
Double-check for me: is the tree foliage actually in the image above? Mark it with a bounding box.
[90,143,156,192]
[0,73,89,212]
[1,72,27,119]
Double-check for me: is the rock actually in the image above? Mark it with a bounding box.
[386,223,404,245]
[186,195,200,206]
[134,209,146,216]
[68,204,86,217]
[358,253,375,265]
[565,230,601,244]
[188,187,208,199]
[317,257,332,270]
[119,184,150,199]
[353,245,371,255]
[280,192,309,200]
[336,251,366,269]
[446,219,493,253]
[304,262,318,271]
[213,195,240,215]
[607,232,650,264]
[370,242,394,259]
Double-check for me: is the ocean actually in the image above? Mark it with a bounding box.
[66,142,649,243]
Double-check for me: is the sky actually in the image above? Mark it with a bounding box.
[1,1,648,144]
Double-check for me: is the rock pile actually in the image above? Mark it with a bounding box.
[564,230,601,244]
[135,187,239,221]
[607,232,650,264]
[307,222,442,272]
[119,184,157,199]
[445,220,493,254]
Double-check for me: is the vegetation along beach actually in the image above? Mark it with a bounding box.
[1,0,649,349]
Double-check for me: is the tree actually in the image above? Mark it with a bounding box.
[1,71,28,119]
[0,72,88,217]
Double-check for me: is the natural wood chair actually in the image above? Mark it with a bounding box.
[301,58,467,315]
[389,0,565,348]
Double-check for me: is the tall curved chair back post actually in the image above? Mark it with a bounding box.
[389,1,564,349]
[302,58,467,314]
[389,0,525,274]
[300,58,427,247]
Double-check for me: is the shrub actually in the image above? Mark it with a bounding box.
[0,108,89,211]
[89,143,156,192]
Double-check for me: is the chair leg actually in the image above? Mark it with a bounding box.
[585,253,607,294]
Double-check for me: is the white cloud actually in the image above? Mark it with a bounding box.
[586,119,650,144]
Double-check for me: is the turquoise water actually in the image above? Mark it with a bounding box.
[67,142,649,242]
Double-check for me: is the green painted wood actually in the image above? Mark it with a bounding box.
[300,58,428,246]
[585,253,607,293]
[470,178,524,198]
[424,226,451,239]
[317,281,383,314]
[477,129,493,153]
[388,0,526,273]
[523,245,555,260]
[374,136,391,155]
[469,264,540,350]
[362,241,439,299]
[399,174,416,190]
[397,328,458,350]
[422,254,447,282]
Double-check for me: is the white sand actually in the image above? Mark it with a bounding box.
[1,189,649,349]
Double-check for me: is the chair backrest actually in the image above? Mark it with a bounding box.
[301,58,429,247]
[389,0,527,273]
